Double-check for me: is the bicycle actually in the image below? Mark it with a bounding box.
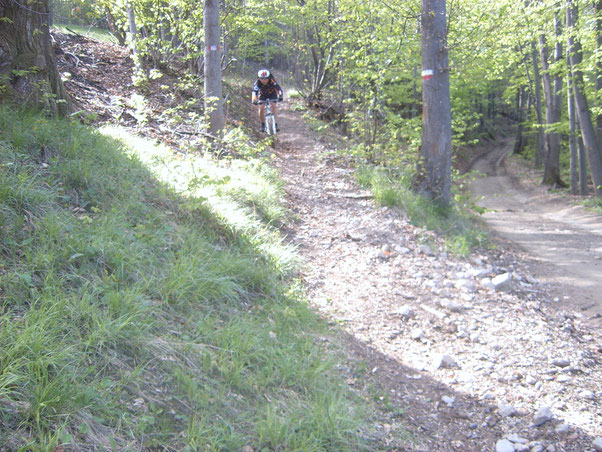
[258,98,281,136]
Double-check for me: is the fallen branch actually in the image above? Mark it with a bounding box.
[326,191,374,199]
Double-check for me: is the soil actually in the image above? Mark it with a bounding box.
[470,139,602,319]
[54,32,601,452]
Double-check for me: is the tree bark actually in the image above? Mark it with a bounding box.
[0,0,71,115]
[514,86,528,154]
[567,70,578,194]
[577,132,588,194]
[539,20,563,187]
[594,0,602,143]
[415,0,452,206]
[126,2,141,68]
[531,41,545,167]
[567,0,602,196]
[204,0,225,138]
[105,7,126,46]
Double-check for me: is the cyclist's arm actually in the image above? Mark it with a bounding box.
[251,83,259,103]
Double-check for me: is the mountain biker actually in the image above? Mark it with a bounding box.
[252,69,283,133]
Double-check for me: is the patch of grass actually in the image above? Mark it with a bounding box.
[0,105,376,450]
[355,164,489,256]
[53,24,118,43]
[583,195,602,214]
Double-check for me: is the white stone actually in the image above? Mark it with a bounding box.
[395,245,410,255]
[551,358,570,368]
[439,298,465,312]
[593,437,602,452]
[556,374,570,383]
[580,390,595,400]
[492,272,514,292]
[481,277,495,290]
[468,266,489,278]
[505,433,527,444]
[441,395,455,407]
[396,305,414,318]
[433,353,457,369]
[498,405,517,417]
[533,406,554,426]
[410,328,424,340]
[555,423,570,433]
[495,439,516,452]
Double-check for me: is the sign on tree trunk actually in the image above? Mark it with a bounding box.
[415,0,452,206]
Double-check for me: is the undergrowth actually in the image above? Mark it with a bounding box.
[0,105,379,450]
[354,165,489,256]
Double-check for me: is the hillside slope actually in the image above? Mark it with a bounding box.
[0,34,385,451]
[2,29,599,451]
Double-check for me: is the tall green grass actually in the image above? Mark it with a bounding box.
[0,106,377,450]
[355,164,489,256]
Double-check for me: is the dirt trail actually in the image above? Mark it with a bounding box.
[470,139,602,318]
[273,101,601,451]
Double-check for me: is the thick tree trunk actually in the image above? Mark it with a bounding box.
[415,0,452,206]
[0,0,71,115]
[204,0,225,138]
[567,0,602,196]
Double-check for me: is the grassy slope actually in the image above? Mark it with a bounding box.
[0,105,376,451]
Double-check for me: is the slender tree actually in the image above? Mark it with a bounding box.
[0,0,71,115]
[596,0,602,143]
[204,0,225,138]
[567,0,602,195]
[531,40,546,167]
[538,14,564,187]
[567,60,578,194]
[415,0,452,206]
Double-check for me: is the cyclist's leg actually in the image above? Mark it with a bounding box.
[258,104,266,123]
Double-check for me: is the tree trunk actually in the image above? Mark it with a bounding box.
[567,70,578,194]
[567,0,602,196]
[531,41,545,167]
[594,0,602,143]
[204,0,225,138]
[0,0,71,115]
[105,7,126,46]
[577,132,588,194]
[539,21,563,187]
[415,0,452,206]
[126,2,141,67]
[514,86,528,154]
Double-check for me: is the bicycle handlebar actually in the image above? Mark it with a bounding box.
[257,98,282,105]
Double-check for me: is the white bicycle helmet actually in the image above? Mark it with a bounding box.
[258,69,270,79]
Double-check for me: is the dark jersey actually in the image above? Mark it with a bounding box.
[253,76,282,99]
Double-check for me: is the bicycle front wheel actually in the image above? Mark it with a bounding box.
[268,115,277,135]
